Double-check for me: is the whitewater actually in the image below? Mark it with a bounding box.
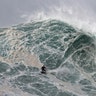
[0,19,96,96]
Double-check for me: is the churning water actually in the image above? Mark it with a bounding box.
[0,19,96,96]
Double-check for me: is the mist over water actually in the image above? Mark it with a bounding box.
[0,0,96,35]
[21,0,96,35]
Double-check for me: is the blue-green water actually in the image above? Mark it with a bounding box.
[0,20,96,96]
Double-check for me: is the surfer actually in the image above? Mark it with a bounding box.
[41,65,47,74]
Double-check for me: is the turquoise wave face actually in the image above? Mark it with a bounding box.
[0,19,96,96]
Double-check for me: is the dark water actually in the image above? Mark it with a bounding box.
[0,20,96,96]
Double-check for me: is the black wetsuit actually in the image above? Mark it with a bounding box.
[41,66,46,74]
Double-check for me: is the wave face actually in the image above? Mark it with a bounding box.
[0,19,96,96]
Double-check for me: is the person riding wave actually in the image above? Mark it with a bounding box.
[41,65,47,74]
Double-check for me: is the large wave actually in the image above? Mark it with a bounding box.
[0,19,96,96]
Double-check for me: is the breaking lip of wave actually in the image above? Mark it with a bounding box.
[21,6,96,36]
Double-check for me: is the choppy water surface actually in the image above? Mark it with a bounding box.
[0,20,96,96]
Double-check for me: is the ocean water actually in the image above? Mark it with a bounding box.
[0,19,96,96]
